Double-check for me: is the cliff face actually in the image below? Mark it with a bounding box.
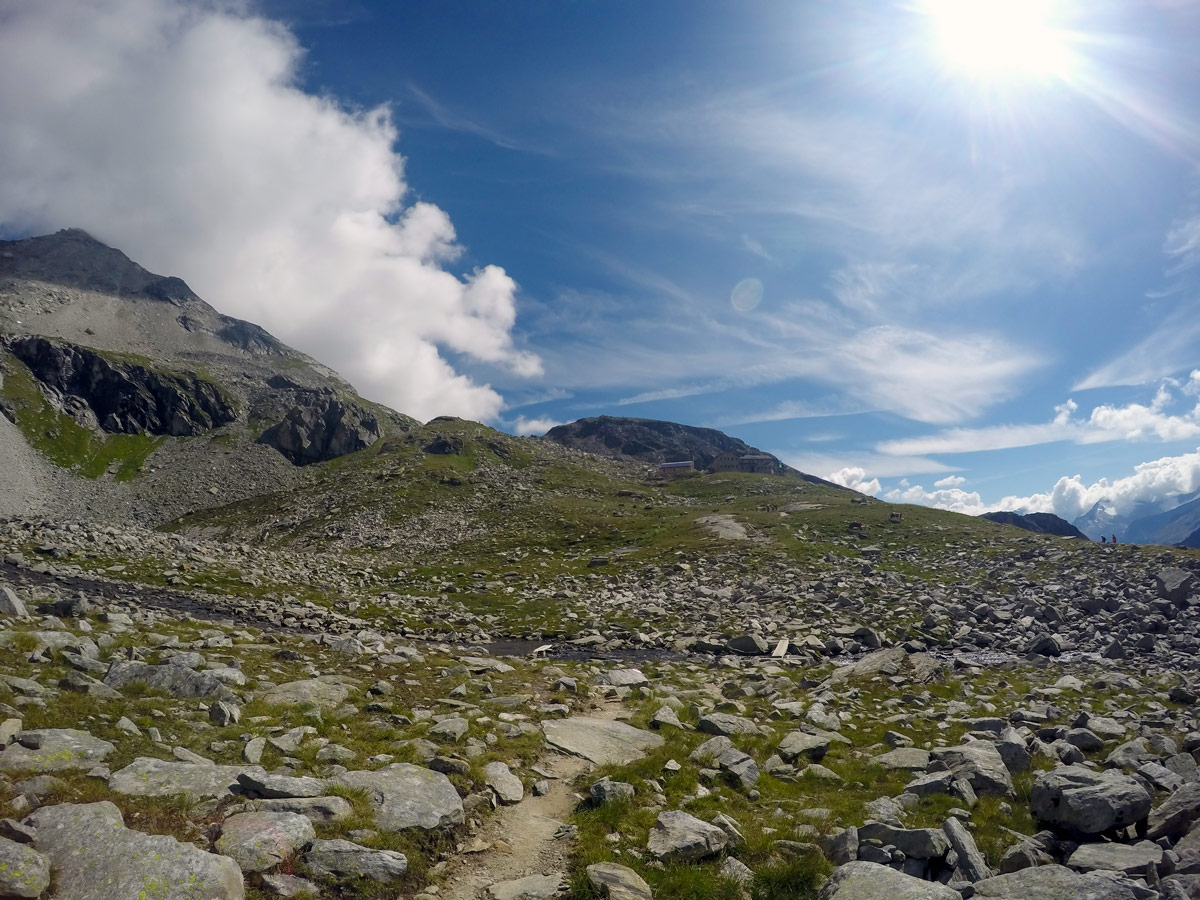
[6,336,237,437]
[257,393,381,465]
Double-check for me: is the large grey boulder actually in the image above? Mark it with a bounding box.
[586,862,653,900]
[236,772,327,800]
[873,748,930,771]
[1031,765,1152,834]
[543,717,663,766]
[28,801,243,900]
[594,669,648,688]
[0,835,49,898]
[1067,840,1163,875]
[216,811,314,873]
[248,796,354,823]
[109,758,266,799]
[483,761,524,805]
[0,586,29,619]
[931,742,1013,796]
[1148,781,1200,841]
[816,861,959,899]
[943,816,991,881]
[331,764,463,831]
[971,863,1149,899]
[258,395,381,465]
[259,678,349,709]
[698,713,760,736]
[0,729,114,773]
[646,810,728,863]
[103,660,234,701]
[303,838,407,881]
[778,731,831,762]
[856,823,949,860]
[1157,568,1196,606]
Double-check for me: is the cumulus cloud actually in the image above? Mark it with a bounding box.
[510,416,564,436]
[891,447,1200,522]
[934,475,966,488]
[826,466,882,496]
[0,0,540,421]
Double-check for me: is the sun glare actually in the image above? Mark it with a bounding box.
[921,0,1076,82]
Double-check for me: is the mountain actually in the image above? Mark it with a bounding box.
[981,511,1088,539]
[1073,488,1200,544]
[0,228,412,523]
[544,415,841,487]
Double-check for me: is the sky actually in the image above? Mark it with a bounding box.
[2,0,1200,525]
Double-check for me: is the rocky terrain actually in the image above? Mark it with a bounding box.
[4,231,1200,899]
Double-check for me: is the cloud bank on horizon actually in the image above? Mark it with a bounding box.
[0,0,539,422]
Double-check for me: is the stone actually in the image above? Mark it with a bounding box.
[102,660,234,700]
[1148,782,1200,841]
[971,863,1149,899]
[429,717,469,742]
[646,810,728,862]
[727,634,769,655]
[216,811,315,873]
[717,747,759,790]
[109,757,265,799]
[931,742,1013,796]
[856,823,950,860]
[483,761,523,805]
[237,772,327,799]
[595,668,648,688]
[0,835,49,898]
[586,862,653,900]
[650,706,684,730]
[1031,765,1152,835]
[209,701,241,727]
[873,747,930,771]
[28,801,243,900]
[721,856,754,884]
[778,731,830,762]
[331,764,464,831]
[590,777,635,805]
[259,873,317,898]
[823,827,859,866]
[303,839,407,882]
[698,712,759,736]
[0,587,29,619]
[249,796,354,823]
[260,679,349,709]
[943,816,990,881]
[0,729,114,773]
[542,717,663,766]
[485,873,564,900]
[1067,840,1164,875]
[1157,568,1196,605]
[816,860,960,899]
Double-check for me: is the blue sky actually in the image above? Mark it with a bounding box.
[3,0,1200,522]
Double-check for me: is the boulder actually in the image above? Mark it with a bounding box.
[971,863,1149,899]
[103,660,234,701]
[931,742,1013,796]
[259,679,349,709]
[1157,568,1196,606]
[483,761,524,805]
[485,874,564,900]
[1067,840,1164,875]
[331,764,464,831]
[856,823,949,860]
[646,810,728,863]
[28,801,243,900]
[698,713,760,736]
[1031,765,1152,835]
[586,862,653,900]
[303,839,407,882]
[216,811,314,873]
[0,835,49,899]
[0,586,29,619]
[1148,782,1200,841]
[257,396,381,465]
[594,669,648,688]
[816,860,959,899]
[778,731,830,762]
[0,729,114,773]
[542,718,663,766]
[873,748,930,771]
[109,758,265,799]
[236,772,327,800]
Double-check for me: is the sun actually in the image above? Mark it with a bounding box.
[920,0,1077,82]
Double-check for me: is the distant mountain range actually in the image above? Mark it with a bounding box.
[1071,489,1200,547]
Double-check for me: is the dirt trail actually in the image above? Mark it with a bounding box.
[440,700,627,900]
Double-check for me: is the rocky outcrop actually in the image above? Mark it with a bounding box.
[982,511,1088,539]
[257,393,380,465]
[6,336,236,436]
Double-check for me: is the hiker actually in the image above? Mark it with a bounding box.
[1112,534,1117,545]
[1101,536,1106,543]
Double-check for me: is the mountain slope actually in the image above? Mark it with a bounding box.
[0,228,414,523]
[981,511,1087,539]
[544,415,841,487]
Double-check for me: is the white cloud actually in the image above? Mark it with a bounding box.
[826,466,882,496]
[510,416,564,436]
[934,475,966,488]
[785,452,954,480]
[1075,303,1200,390]
[891,447,1200,522]
[0,0,540,422]
[879,389,1200,457]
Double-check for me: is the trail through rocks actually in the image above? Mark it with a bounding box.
[439,701,626,900]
